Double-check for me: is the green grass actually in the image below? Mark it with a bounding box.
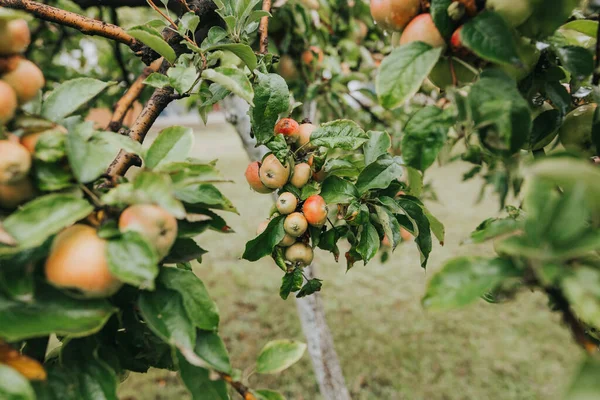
[118,118,582,399]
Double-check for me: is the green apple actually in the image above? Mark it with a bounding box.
[486,0,534,27]
[497,37,540,82]
[558,104,597,157]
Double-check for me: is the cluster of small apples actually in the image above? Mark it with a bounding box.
[44,204,178,298]
[0,17,48,210]
[370,0,538,86]
[245,119,328,268]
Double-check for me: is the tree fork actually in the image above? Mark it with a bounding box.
[0,0,157,64]
[108,58,164,132]
[106,86,177,178]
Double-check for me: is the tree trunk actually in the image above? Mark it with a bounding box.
[222,95,352,400]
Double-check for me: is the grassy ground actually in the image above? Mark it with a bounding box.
[119,116,582,400]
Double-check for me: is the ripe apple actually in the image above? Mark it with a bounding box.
[301,46,324,66]
[370,0,420,32]
[45,224,122,298]
[277,55,300,81]
[0,81,17,124]
[302,195,327,227]
[259,154,291,189]
[558,104,597,157]
[276,192,298,215]
[399,14,445,48]
[274,118,300,139]
[297,123,317,148]
[279,234,296,247]
[284,212,308,237]
[119,204,178,259]
[245,161,275,194]
[1,58,45,104]
[0,19,30,54]
[290,163,312,188]
[285,242,314,267]
[0,140,31,183]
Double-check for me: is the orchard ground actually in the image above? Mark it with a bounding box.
[118,114,580,400]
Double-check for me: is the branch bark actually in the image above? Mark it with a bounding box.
[108,58,164,132]
[106,86,176,177]
[258,0,271,54]
[222,95,352,400]
[0,0,151,61]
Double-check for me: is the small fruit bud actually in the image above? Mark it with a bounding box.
[447,2,465,21]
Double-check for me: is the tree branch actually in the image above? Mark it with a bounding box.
[0,0,153,63]
[258,0,271,54]
[106,86,176,177]
[108,58,164,132]
[219,373,257,400]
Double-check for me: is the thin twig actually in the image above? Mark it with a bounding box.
[179,0,192,12]
[218,372,257,400]
[147,0,196,46]
[0,0,145,56]
[108,57,164,132]
[258,0,271,54]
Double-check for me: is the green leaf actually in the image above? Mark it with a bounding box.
[0,285,115,342]
[363,131,391,166]
[468,217,520,244]
[356,222,379,265]
[144,126,194,169]
[265,134,290,163]
[242,216,286,262]
[102,171,186,218]
[560,20,598,36]
[158,160,226,187]
[565,357,600,400]
[355,155,403,194]
[177,184,238,213]
[423,257,520,310]
[563,267,600,330]
[144,72,170,89]
[33,340,118,400]
[460,11,520,65]
[194,330,231,373]
[163,238,207,264]
[256,340,307,374]
[430,0,455,38]
[322,158,360,179]
[468,73,531,153]
[397,198,432,268]
[374,205,402,251]
[376,42,442,109]
[251,72,290,144]
[34,129,67,162]
[159,268,220,331]
[554,45,594,80]
[138,285,203,367]
[66,122,141,183]
[0,364,35,400]
[177,356,228,400]
[201,67,254,106]
[319,176,359,204]
[167,66,198,94]
[41,78,114,122]
[296,278,323,297]
[310,120,369,150]
[280,268,303,300]
[128,26,176,63]
[107,232,159,290]
[402,106,452,171]
[519,0,579,38]
[206,43,258,70]
[0,194,93,255]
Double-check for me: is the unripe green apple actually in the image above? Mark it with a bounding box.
[486,0,534,27]
[558,104,597,157]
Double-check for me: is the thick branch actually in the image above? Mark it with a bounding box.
[0,0,149,61]
[258,0,271,54]
[108,58,164,132]
[107,86,176,177]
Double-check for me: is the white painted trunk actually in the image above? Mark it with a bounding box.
[222,96,351,400]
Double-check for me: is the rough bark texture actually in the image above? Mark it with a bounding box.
[222,95,352,400]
